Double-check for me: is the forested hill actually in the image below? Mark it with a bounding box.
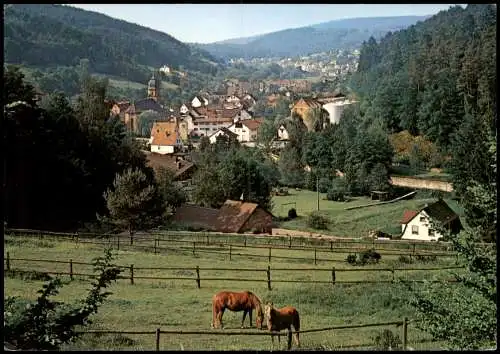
[4,4,223,82]
[350,4,496,150]
[349,4,496,235]
[195,15,429,59]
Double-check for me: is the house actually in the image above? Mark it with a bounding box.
[150,121,182,155]
[144,151,196,181]
[190,108,234,138]
[277,124,290,141]
[317,93,357,125]
[172,200,273,234]
[400,199,462,241]
[213,200,273,234]
[291,98,324,131]
[172,204,219,231]
[208,127,239,144]
[228,118,264,143]
[191,95,208,108]
[110,101,131,120]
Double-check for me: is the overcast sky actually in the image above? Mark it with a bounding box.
[71,4,460,43]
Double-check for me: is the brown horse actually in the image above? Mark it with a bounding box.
[264,302,300,349]
[211,290,264,329]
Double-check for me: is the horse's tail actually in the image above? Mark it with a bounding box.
[293,310,300,332]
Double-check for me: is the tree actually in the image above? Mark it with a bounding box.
[4,249,122,350]
[102,168,165,236]
[368,163,391,192]
[154,167,187,214]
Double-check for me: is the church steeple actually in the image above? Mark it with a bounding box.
[147,73,158,101]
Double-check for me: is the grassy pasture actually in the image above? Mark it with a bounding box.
[4,235,458,350]
[272,190,463,237]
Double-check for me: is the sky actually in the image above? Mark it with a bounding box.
[71,4,459,44]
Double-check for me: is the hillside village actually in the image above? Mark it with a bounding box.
[3,4,496,352]
[109,73,357,154]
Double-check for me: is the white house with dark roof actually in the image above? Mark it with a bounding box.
[400,199,462,241]
[208,127,239,144]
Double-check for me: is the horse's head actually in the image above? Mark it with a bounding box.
[264,302,274,321]
[256,306,264,329]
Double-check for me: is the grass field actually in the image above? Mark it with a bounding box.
[4,235,458,350]
[272,191,463,238]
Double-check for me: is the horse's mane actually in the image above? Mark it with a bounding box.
[247,291,263,312]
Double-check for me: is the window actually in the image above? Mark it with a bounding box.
[412,225,419,235]
[419,216,426,222]
[194,128,198,131]
[428,229,435,237]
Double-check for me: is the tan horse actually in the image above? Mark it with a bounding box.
[264,302,300,349]
[211,290,264,329]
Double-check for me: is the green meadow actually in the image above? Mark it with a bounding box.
[4,234,459,350]
[272,190,463,237]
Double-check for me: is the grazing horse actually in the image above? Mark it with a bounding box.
[264,302,300,349]
[211,290,264,329]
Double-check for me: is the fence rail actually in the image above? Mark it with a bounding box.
[5,254,463,290]
[6,227,469,254]
[5,229,461,267]
[73,318,412,351]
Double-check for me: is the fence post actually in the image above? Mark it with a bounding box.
[402,317,408,350]
[244,236,247,247]
[287,330,292,350]
[6,252,10,271]
[130,233,134,246]
[193,242,196,256]
[196,266,200,288]
[268,247,272,263]
[330,241,333,251]
[156,328,161,351]
[206,234,209,245]
[69,259,74,281]
[412,244,416,256]
[130,264,134,285]
[391,266,395,282]
[117,236,120,251]
[154,239,157,254]
[229,245,232,261]
[289,236,292,248]
[314,248,317,265]
[331,267,336,286]
[267,265,271,291]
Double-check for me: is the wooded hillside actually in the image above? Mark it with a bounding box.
[4,4,222,83]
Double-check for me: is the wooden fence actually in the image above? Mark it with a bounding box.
[74,318,412,350]
[4,254,463,290]
[5,229,462,267]
[6,227,465,253]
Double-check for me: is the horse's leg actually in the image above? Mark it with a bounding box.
[248,309,253,328]
[241,310,247,328]
[219,308,225,329]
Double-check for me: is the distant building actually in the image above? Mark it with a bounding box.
[150,121,182,155]
[228,118,264,143]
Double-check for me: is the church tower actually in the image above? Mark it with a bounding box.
[147,73,159,101]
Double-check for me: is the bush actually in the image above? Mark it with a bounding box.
[346,254,357,265]
[415,254,438,263]
[288,208,298,219]
[362,249,382,263]
[306,211,329,230]
[326,189,345,201]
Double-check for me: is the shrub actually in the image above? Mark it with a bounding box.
[415,254,438,263]
[360,249,382,265]
[346,254,357,265]
[288,208,298,219]
[306,211,329,230]
[373,329,402,350]
[326,189,345,201]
